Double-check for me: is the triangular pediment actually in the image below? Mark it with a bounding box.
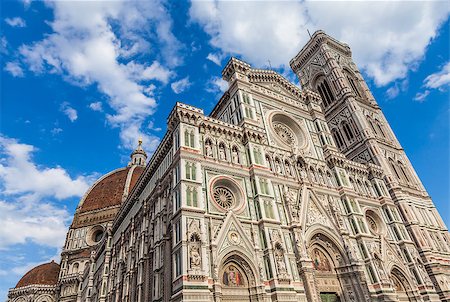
[248,70,304,100]
[213,211,255,258]
[300,189,336,230]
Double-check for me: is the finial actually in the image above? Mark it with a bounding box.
[138,137,143,146]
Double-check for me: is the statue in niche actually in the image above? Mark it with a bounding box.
[205,140,213,157]
[274,244,287,274]
[285,162,292,176]
[275,159,282,174]
[218,144,226,160]
[189,244,201,269]
[283,188,299,221]
[374,253,387,280]
[231,147,240,164]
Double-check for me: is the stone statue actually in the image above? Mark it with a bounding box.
[190,245,201,269]
[219,145,226,160]
[232,148,239,163]
[205,141,213,157]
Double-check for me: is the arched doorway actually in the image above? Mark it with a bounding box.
[391,268,414,302]
[219,254,257,302]
[310,246,343,302]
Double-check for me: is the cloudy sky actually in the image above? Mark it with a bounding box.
[1,0,449,298]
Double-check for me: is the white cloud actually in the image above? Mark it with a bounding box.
[51,127,63,135]
[0,199,70,250]
[190,1,449,86]
[171,77,192,94]
[206,76,228,94]
[60,102,78,122]
[0,136,93,250]
[89,101,103,112]
[4,62,24,77]
[0,136,91,199]
[414,90,430,102]
[424,62,450,90]
[5,17,26,28]
[18,1,182,152]
[206,52,223,66]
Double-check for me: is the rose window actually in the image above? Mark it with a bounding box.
[273,122,296,146]
[213,186,235,209]
[366,215,378,234]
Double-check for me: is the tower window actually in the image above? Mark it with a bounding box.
[332,129,344,149]
[317,80,335,107]
[184,129,195,148]
[341,121,355,141]
[185,162,196,180]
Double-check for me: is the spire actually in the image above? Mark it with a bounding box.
[129,138,147,167]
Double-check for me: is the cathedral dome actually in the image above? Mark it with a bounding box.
[77,165,144,213]
[75,140,147,214]
[15,261,60,288]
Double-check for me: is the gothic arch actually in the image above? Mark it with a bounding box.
[390,266,421,302]
[216,251,263,302]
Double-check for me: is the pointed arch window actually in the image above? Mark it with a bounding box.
[389,159,401,180]
[186,186,198,207]
[184,129,195,148]
[375,119,386,138]
[398,162,410,183]
[332,129,345,149]
[316,79,335,107]
[341,121,355,141]
[185,162,196,180]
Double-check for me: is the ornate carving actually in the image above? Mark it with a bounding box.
[213,186,235,209]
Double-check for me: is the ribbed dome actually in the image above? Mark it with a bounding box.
[77,165,144,213]
[15,261,60,288]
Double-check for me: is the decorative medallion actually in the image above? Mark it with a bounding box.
[213,186,235,209]
[228,231,241,245]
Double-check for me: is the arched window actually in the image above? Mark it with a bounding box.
[398,162,410,183]
[332,129,345,149]
[375,119,386,138]
[341,121,355,141]
[185,162,196,180]
[316,79,335,107]
[367,116,377,136]
[389,159,401,180]
[186,186,198,207]
[184,129,195,148]
[344,70,361,98]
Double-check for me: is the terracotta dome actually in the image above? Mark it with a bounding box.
[77,165,144,213]
[15,261,60,288]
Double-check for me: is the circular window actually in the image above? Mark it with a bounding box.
[273,122,297,146]
[268,111,307,150]
[93,229,104,243]
[86,225,105,246]
[209,176,245,213]
[366,215,378,234]
[213,186,235,209]
[365,210,383,235]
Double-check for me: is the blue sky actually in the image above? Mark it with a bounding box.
[0,0,449,299]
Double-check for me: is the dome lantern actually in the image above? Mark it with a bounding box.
[129,138,147,167]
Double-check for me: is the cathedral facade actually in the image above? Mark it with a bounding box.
[8,31,450,302]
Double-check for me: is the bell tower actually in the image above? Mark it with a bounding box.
[290,30,450,301]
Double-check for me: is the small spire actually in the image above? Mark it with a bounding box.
[129,138,147,167]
